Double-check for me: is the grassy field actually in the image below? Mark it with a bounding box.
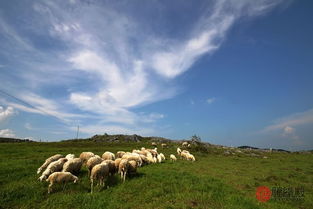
[0,141,312,209]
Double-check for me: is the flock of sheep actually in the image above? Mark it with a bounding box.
[36,143,196,194]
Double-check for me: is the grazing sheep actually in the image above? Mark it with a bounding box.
[122,153,142,167]
[141,147,146,151]
[116,151,126,158]
[62,158,82,174]
[65,154,75,160]
[103,160,116,176]
[87,156,103,176]
[149,149,158,157]
[182,142,189,147]
[170,154,177,162]
[114,158,122,171]
[79,152,95,164]
[180,152,189,160]
[37,154,64,174]
[46,172,78,194]
[187,144,191,148]
[153,156,157,163]
[146,154,155,164]
[156,154,162,163]
[151,142,157,147]
[161,143,167,148]
[187,154,196,161]
[139,154,149,166]
[182,150,190,154]
[39,158,68,181]
[128,160,137,175]
[90,162,109,193]
[102,151,115,161]
[159,153,165,161]
[118,159,129,182]
[177,147,182,155]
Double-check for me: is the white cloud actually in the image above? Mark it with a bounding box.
[206,97,216,104]
[0,129,16,138]
[0,106,16,122]
[0,0,287,136]
[263,108,313,132]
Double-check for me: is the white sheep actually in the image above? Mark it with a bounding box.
[38,158,68,181]
[170,154,177,162]
[122,153,143,167]
[180,152,189,160]
[37,154,64,174]
[156,154,162,163]
[79,152,95,164]
[151,142,157,147]
[46,172,78,194]
[102,151,115,161]
[65,154,75,160]
[146,154,155,164]
[116,151,126,158]
[182,142,189,147]
[103,160,116,176]
[114,158,122,171]
[159,153,165,161]
[139,154,149,166]
[127,160,138,175]
[90,162,109,193]
[86,156,103,176]
[187,154,196,161]
[62,158,82,174]
[161,143,167,148]
[118,159,129,182]
[177,147,182,155]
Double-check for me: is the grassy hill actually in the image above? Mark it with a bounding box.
[0,139,312,209]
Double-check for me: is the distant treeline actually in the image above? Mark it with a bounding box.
[0,137,35,143]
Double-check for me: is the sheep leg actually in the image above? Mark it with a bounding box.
[48,183,53,194]
[90,180,94,193]
[123,172,126,182]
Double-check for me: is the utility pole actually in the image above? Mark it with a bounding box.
[76,125,79,139]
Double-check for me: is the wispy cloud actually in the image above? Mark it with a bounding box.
[0,0,286,137]
[206,97,216,104]
[263,108,313,132]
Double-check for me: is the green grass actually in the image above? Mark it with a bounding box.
[0,141,312,209]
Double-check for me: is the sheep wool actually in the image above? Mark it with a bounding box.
[102,151,115,161]
[128,160,137,175]
[118,159,129,182]
[90,162,109,193]
[116,151,125,158]
[86,156,103,176]
[39,158,68,181]
[62,158,82,174]
[65,154,75,160]
[170,154,177,162]
[37,154,64,174]
[79,152,95,164]
[159,153,165,161]
[46,172,78,194]
[103,160,116,175]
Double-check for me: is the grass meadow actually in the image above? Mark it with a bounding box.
[0,141,312,209]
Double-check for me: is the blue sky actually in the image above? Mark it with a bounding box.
[0,0,312,150]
